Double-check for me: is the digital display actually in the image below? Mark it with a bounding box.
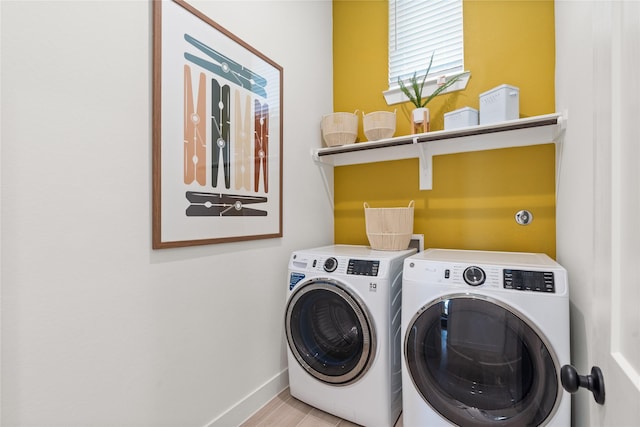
[521,271,545,288]
[504,269,555,292]
[347,259,379,276]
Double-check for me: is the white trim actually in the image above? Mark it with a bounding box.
[612,352,640,392]
[205,369,289,427]
[383,71,471,106]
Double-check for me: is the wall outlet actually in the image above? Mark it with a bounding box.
[409,234,425,252]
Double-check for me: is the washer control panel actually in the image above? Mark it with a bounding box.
[347,259,380,276]
[293,254,382,277]
[319,257,381,276]
[320,258,381,276]
[504,269,555,293]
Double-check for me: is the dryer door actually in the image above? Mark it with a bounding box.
[285,278,376,385]
[405,295,560,426]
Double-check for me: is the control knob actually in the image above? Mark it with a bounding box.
[323,257,338,272]
[463,266,486,286]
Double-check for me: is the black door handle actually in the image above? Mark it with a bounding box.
[561,364,605,405]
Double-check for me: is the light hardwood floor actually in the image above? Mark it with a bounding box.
[240,388,403,427]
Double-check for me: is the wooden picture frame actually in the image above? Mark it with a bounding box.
[152,0,283,248]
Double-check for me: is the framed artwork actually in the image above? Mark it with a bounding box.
[152,0,283,249]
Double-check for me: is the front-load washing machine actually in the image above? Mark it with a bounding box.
[285,244,416,426]
[401,249,570,427]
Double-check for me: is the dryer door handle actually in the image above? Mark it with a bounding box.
[561,364,605,405]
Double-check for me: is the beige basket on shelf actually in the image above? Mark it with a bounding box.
[363,110,396,141]
[321,111,358,147]
[364,200,415,250]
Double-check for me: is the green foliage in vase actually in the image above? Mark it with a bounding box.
[397,52,464,109]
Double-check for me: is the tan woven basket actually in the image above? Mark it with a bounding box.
[363,110,396,141]
[321,111,358,147]
[364,200,415,250]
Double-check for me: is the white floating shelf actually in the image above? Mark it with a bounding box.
[313,113,565,190]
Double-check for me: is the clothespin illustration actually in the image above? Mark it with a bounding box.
[254,100,269,193]
[185,191,267,217]
[184,34,267,98]
[183,65,207,185]
[211,79,231,189]
[234,90,252,191]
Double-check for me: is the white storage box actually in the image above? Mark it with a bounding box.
[479,84,519,125]
[444,107,478,130]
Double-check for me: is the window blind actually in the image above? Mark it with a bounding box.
[389,0,464,89]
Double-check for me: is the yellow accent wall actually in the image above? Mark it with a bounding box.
[332,0,557,258]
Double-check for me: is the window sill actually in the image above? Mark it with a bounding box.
[383,71,471,106]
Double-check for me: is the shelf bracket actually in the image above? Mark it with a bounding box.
[312,148,335,209]
[417,143,434,190]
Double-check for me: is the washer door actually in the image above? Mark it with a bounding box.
[285,278,376,385]
[405,295,560,426]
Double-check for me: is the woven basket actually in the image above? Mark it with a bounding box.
[321,111,358,147]
[364,200,415,250]
[363,110,396,141]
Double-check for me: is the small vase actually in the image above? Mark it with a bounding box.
[412,107,430,134]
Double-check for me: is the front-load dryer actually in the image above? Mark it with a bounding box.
[401,249,570,427]
[285,244,416,426]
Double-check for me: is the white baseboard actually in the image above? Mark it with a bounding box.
[206,369,289,427]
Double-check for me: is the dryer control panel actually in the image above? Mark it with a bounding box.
[403,249,568,296]
[504,269,555,293]
[421,264,557,293]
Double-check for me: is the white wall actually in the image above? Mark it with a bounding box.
[555,2,597,426]
[0,1,334,425]
[557,2,640,425]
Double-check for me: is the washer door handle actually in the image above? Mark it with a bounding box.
[561,364,605,405]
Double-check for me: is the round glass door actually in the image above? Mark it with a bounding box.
[404,295,560,426]
[285,278,376,385]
